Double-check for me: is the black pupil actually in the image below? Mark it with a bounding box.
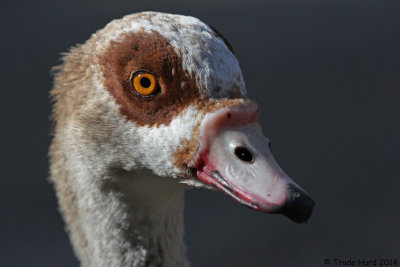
[234,146,254,163]
[140,77,151,88]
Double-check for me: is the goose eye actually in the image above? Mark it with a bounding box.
[132,72,159,96]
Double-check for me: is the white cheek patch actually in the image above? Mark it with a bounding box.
[115,103,204,178]
[135,106,202,176]
[98,12,247,98]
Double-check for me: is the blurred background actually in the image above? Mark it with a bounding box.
[1,0,399,266]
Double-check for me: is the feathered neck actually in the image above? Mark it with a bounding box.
[50,141,189,266]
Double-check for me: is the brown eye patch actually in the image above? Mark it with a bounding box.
[99,30,201,127]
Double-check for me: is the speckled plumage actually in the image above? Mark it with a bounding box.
[50,12,247,267]
[50,11,317,267]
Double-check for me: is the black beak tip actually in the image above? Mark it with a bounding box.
[279,186,315,224]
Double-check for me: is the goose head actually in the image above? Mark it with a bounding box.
[51,12,314,226]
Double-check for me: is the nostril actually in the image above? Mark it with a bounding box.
[234,146,254,163]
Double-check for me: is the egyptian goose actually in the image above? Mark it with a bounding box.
[49,11,314,267]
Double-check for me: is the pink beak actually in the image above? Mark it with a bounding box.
[190,103,315,223]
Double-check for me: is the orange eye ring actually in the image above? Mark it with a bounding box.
[132,72,159,96]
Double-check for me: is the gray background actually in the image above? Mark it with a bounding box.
[1,0,399,266]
